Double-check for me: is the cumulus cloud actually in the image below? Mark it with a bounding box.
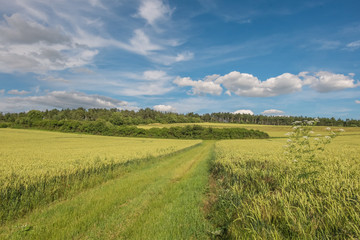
[175,71,359,97]
[173,76,223,95]
[7,89,30,95]
[0,89,5,95]
[355,100,360,104]
[301,71,359,92]
[233,109,254,115]
[153,104,176,112]
[216,71,302,97]
[261,109,284,116]
[0,91,130,112]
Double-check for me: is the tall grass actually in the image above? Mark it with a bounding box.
[210,130,360,239]
[0,129,201,223]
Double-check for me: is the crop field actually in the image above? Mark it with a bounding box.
[1,124,360,239]
[0,128,201,179]
[0,128,201,223]
[211,127,360,239]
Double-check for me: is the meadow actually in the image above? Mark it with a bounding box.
[0,128,201,223]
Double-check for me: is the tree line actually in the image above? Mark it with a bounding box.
[0,118,269,140]
[0,108,359,127]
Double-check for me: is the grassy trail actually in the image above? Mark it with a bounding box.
[0,141,215,240]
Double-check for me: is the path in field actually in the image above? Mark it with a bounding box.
[1,141,215,240]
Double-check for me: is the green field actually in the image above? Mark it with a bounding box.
[1,124,360,239]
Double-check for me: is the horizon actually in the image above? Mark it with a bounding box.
[0,0,360,119]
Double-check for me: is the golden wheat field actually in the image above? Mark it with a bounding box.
[0,128,202,222]
[0,128,201,181]
[212,127,360,239]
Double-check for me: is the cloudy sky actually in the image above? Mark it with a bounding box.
[0,0,360,118]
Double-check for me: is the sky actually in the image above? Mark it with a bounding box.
[0,0,359,119]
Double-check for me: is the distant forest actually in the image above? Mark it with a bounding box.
[0,107,359,127]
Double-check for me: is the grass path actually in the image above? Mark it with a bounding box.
[0,141,215,240]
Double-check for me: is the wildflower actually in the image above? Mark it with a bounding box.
[293,121,302,125]
[339,129,345,132]
[314,138,319,141]
[287,139,292,142]
[325,136,331,139]
[285,132,293,136]
[293,159,298,162]
[293,126,298,129]
[309,131,314,134]
[303,136,309,139]
[326,127,331,131]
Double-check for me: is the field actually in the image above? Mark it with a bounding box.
[0,128,201,224]
[0,128,201,179]
[1,124,360,239]
[211,127,360,239]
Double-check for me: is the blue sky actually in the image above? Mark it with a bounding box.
[0,0,359,119]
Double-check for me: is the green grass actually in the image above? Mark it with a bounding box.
[0,141,215,239]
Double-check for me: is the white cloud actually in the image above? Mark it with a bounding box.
[0,89,5,95]
[0,1,191,74]
[116,70,174,96]
[216,71,302,97]
[7,89,30,95]
[168,97,220,113]
[355,100,360,104]
[261,109,284,116]
[175,71,359,97]
[129,29,163,55]
[70,67,95,74]
[0,91,130,112]
[174,76,222,95]
[301,71,359,92]
[149,51,194,65]
[143,70,171,81]
[153,104,176,112]
[346,40,360,50]
[137,0,172,26]
[233,109,254,115]
[38,76,69,83]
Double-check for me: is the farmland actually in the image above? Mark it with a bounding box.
[1,124,360,239]
[210,127,360,239]
[0,128,201,223]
